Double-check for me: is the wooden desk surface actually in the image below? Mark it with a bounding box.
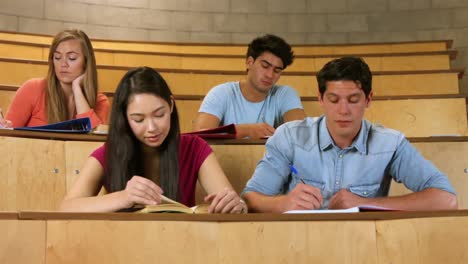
[16,209,468,221]
[1,129,468,143]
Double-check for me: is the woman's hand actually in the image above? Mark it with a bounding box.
[204,188,247,214]
[119,176,163,208]
[0,108,12,128]
[71,74,85,93]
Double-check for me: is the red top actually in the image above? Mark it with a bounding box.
[91,134,213,207]
[6,78,109,128]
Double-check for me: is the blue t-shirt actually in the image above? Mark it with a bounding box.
[243,116,456,209]
[198,82,303,128]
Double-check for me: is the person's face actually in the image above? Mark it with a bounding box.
[127,93,173,148]
[246,51,284,94]
[53,39,85,86]
[319,80,372,143]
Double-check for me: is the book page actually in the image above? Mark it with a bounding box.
[284,207,360,214]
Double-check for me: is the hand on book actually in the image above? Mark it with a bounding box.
[328,189,366,209]
[121,176,164,208]
[204,188,247,213]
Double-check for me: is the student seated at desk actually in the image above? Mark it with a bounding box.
[60,67,247,213]
[242,56,457,213]
[0,29,109,129]
[193,34,306,139]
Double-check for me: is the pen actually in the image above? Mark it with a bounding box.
[289,164,306,184]
[0,108,4,119]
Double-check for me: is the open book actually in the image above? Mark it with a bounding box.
[183,123,236,139]
[135,195,209,214]
[284,205,397,214]
[14,117,92,133]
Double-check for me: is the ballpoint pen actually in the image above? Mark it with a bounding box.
[289,164,306,184]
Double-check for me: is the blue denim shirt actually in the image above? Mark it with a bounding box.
[243,116,455,208]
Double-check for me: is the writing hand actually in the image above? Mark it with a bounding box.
[328,189,366,209]
[204,188,247,213]
[120,175,163,208]
[237,123,275,139]
[281,183,323,212]
[0,108,12,128]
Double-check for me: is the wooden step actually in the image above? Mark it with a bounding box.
[0,30,452,55]
[0,57,461,96]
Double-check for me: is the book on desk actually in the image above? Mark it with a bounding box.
[14,117,92,133]
[135,195,209,214]
[183,123,236,139]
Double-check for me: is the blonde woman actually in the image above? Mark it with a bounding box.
[2,29,109,128]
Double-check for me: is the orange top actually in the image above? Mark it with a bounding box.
[6,78,109,128]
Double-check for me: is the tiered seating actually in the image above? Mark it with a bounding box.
[0,56,465,136]
[0,31,466,210]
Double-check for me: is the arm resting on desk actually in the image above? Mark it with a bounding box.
[328,188,458,211]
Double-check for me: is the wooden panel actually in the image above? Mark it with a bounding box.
[0,59,460,97]
[0,61,48,85]
[376,217,468,264]
[218,221,377,264]
[207,145,265,196]
[303,98,468,137]
[372,73,459,96]
[46,220,220,264]
[65,141,103,192]
[0,32,449,55]
[0,42,43,60]
[0,90,15,113]
[113,52,183,68]
[0,220,46,264]
[382,54,450,71]
[0,137,66,210]
[45,219,376,264]
[390,141,468,209]
[177,99,203,133]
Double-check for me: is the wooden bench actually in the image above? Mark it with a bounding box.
[0,57,462,96]
[1,86,466,136]
[0,40,455,72]
[0,30,453,56]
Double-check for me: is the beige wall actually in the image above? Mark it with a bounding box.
[0,0,468,94]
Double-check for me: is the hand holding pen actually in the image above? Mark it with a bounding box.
[282,164,323,211]
[0,108,12,128]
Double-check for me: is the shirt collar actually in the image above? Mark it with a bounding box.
[318,116,369,154]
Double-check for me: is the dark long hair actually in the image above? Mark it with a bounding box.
[104,67,180,200]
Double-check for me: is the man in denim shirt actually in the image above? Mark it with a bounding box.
[243,56,457,212]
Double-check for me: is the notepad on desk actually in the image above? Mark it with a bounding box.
[284,205,397,214]
[183,123,236,139]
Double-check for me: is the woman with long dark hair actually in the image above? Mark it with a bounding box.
[60,67,246,213]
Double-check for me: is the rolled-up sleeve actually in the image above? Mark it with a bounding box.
[389,137,456,194]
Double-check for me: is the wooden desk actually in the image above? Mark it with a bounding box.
[1,210,467,264]
[0,130,467,209]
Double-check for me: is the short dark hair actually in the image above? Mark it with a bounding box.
[105,67,180,201]
[246,34,294,69]
[316,57,372,97]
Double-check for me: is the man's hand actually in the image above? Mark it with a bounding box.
[237,123,275,139]
[280,183,323,212]
[328,189,366,209]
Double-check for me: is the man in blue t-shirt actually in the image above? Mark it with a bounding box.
[193,34,306,139]
[242,57,458,212]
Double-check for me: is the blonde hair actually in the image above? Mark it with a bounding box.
[46,29,98,123]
